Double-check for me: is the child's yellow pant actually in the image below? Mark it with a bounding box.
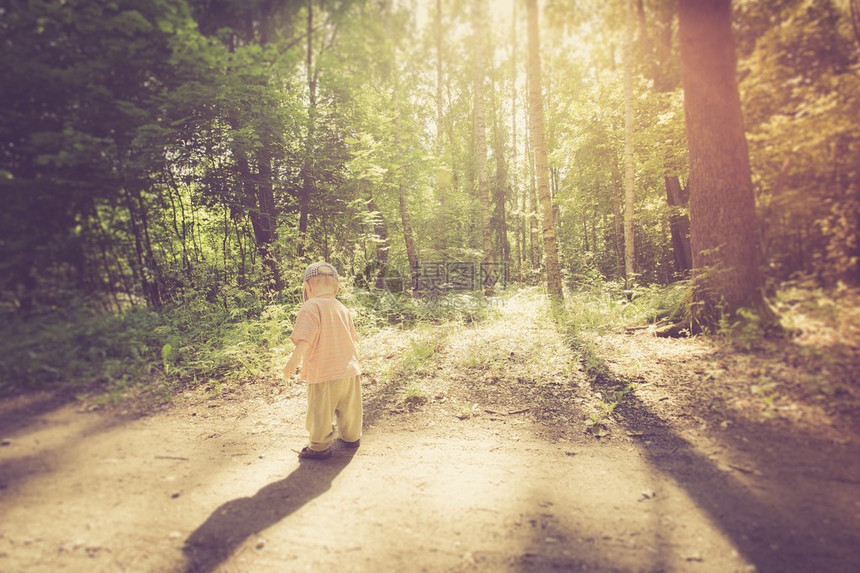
[306,375,362,451]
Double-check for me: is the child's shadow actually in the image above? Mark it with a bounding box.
[183,448,357,573]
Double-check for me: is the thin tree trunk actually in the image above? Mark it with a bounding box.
[623,0,636,292]
[163,168,190,278]
[665,175,692,274]
[162,169,185,244]
[89,204,123,312]
[298,0,316,259]
[387,1,419,288]
[614,206,625,279]
[583,209,590,252]
[526,0,563,300]
[223,205,230,285]
[97,206,135,305]
[435,0,451,259]
[366,190,390,290]
[436,0,444,160]
[512,0,521,279]
[254,144,283,290]
[526,117,540,269]
[678,0,768,328]
[233,215,247,287]
[490,73,509,267]
[125,190,161,308]
[473,0,494,276]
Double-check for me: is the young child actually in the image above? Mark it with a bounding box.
[283,262,362,460]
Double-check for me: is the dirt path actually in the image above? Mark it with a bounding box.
[1,290,859,572]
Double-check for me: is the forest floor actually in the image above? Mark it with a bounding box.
[1,287,860,572]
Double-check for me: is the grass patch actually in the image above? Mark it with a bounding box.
[402,383,430,411]
[382,327,447,382]
[564,280,689,334]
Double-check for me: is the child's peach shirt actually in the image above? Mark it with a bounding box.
[290,294,361,384]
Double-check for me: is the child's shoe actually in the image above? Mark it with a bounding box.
[298,446,332,460]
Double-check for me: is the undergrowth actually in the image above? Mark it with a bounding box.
[0,283,499,401]
[0,295,298,400]
[564,280,689,334]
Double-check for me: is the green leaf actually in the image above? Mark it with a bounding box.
[161,343,173,376]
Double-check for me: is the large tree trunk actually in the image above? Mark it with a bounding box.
[526,0,563,300]
[623,0,636,291]
[678,0,768,327]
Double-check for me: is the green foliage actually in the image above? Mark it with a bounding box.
[716,307,768,350]
[585,381,637,438]
[738,0,860,283]
[1,0,857,405]
[0,0,198,307]
[161,342,175,376]
[0,291,294,397]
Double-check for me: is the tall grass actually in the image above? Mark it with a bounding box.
[563,280,689,334]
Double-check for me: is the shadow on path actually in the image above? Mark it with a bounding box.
[183,359,408,573]
[585,364,860,573]
[0,389,80,437]
[183,447,357,573]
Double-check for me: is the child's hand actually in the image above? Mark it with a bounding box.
[282,341,308,382]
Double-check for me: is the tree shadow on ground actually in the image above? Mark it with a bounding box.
[182,447,357,573]
[362,374,408,427]
[587,367,860,573]
[0,388,81,437]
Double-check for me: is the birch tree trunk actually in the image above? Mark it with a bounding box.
[526,0,563,300]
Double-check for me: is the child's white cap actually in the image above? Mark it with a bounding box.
[304,261,339,282]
